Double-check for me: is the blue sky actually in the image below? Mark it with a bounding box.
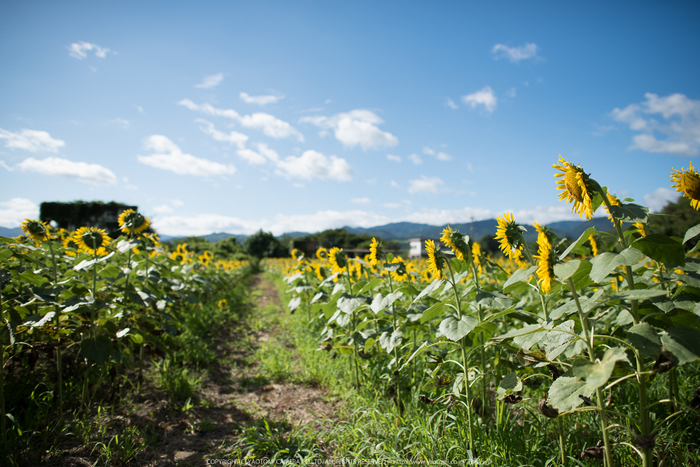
[1,1,699,236]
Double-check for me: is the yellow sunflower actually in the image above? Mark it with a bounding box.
[471,241,482,269]
[425,239,444,278]
[633,222,647,237]
[604,193,622,224]
[291,248,301,259]
[440,225,470,261]
[369,237,383,266]
[495,213,524,261]
[389,256,409,282]
[74,227,110,256]
[62,235,80,257]
[118,209,150,236]
[218,299,228,309]
[20,219,51,242]
[553,156,596,220]
[328,247,348,274]
[671,162,700,210]
[316,247,328,261]
[534,230,556,293]
[588,233,599,256]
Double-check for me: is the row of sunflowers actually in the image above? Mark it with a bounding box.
[0,210,249,454]
[271,158,700,466]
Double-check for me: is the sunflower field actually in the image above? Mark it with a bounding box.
[0,210,249,460]
[272,158,700,466]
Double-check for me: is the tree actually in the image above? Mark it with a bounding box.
[244,230,288,258]
[649,196,700,248]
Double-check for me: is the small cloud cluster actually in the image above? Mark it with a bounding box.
[612,92,700,156]
[408,176,444,194]
[137,135,236,176]
[300,110,398,150]
[276,150,353,181]
[462,86,497,114]
[423,146,452,161]
[240,92,284,105]
[0,198,40,228]
[68,41,112,60]
[491,43,540,62]
[194,73,224,89]
[0,128,65,152]
[16,157,117,186]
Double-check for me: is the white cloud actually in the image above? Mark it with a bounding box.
[0,198,40,228]
[611,93,700,156]
[114,118,130,129]
[507,87,517,98]
[423,147,435,155]
[351,197,371,204]
[424,146,452,161]
[14,157,117,185]
[68,41,112,59]
[446,98,458,109]
[462,87,497,114]
[275,150,353,181]
[256,143,279,162]
[386,154,402,163]
[300,109,398,150]
[408,176,444,194]
[384,203,400,208]
[0,128,65,152]
[197,119,248,149]
[390,181,400,188]
[240,92,284,105]
[194,73,224,89]
[236,149,267,165]
[153,204,174,214]
[491,43,540,62]
[408,153,423,164]
[644,187,679,212]
[137,135,236,176]
[179,99,303,141]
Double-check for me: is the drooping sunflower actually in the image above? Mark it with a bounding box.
[440,225,470,262]
[291,248,301,259]
[534,229,557,294]
[369,237,383,266]
[471,241,482,269]
[389,256,409,282]
[633,222,647,237]
[588,233,599,257]
[604,193,622,224]
[218,299,228,309]
[316,247,328,261]
[425,239,445,278]
[118,209,150,236]
[328,247,348,274]
[21,219,51,242]
[74,226,110,256]
[671,162,700,210]
[553,156,597,220]
[495,213,524,261]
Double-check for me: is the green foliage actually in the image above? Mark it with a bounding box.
[245,229,288,258]
[650,195,700,247]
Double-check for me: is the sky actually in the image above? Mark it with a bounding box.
[1,1,699,237]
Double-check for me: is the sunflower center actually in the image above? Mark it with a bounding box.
[82,230,104,248]
[564,169,584,203]
[124,212,146,229]
[682,171,700,200]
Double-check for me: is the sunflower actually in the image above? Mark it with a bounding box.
[316,247,328,261]
[74,227,110,256]
[62,235,81,257]
[495,213,524,261]
[671,162,700,210]
[118,209,150,236]
[328,247,348,274]
[389,256,409,282]
[604,193,622,224]
[369,237,383,266]
[553,156,596,220]
[291,248,301,259]
[425,239,445,278]
[633,222,647,237]
[218,299,228,309]
[534,230,557,293]
[472,241,482,269]
[588,233,599,256]
[21,219,51,242]
[440,225,470,261]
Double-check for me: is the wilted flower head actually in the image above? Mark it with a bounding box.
[118,209,150,236]
[21,219,51,242]
[495,213,524,261]
[553,156,597,220]
[440,225,470,262]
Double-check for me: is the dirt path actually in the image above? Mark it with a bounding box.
[78,273,335,466]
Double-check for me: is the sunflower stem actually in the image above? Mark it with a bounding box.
[47,240,63,415]
[557,416,567,466]
[0,289,6,454]
[567,277,613,467]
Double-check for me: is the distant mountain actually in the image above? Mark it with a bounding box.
[0,227,21,238]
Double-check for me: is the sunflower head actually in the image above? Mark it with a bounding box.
[604,193,622,224]
[328,247,348,273]
[440,225,470,262]
[21,219,51,242]
[218,299,228,309]
[389,256,409,282]
[471,241,482,267]
[62,235,80,256]
[425,239,445,278]
[118,209,150,236]
[495,213,524,261]
[588,233,599,257]
[291,248,301,259]
[369,237,383,266]
[633,222,647,237]
[316,247,328,261]
[553,156,598,220]
[671,162,700,210]
[534,233,558,294]
[74,226,110,255]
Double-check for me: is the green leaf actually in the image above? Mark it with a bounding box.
[609,203,649,223]
[559,227,598,261]
[541,320,577,360]
[288,296,302,312]
[548,376,593,413]
[613,289,667,300]
[357,278,382,294]
[0,249,12,263]
[632,234,685,267]
[627,322,662,359]
[400,342,430,371]
[554,260,589,282]
[503,266,537,293]
[683,224,700,245]
[130,333,144,345]
[337,296,366,314]
[420,302,450,323]
[589,252,618,283]
[413,279,445,303]
[379,329,403,354]
[450,257,469,274]
[438,314,479,342]
[660,325,700,365]
[80,334,113,365]
[19,270,48,286]
[496,372,523,400]
[550,289,604,320]
[370,292,403,314]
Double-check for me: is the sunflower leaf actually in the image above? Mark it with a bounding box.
[627,322,662,359]
[559,227,598,261]
[660,325,700,365]
[632,234,685,267]
[609,204,649,223]
[413,279,445,303]
[439,314,479,342]
[683,224,700,244]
